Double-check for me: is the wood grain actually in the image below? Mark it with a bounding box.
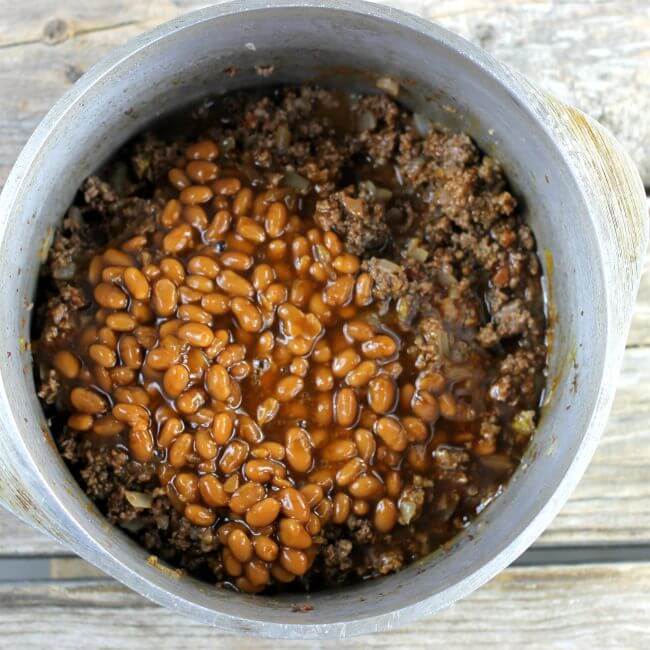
[0,0,648,186]
[0,562,648,648]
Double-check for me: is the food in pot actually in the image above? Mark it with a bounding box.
[33,85,547,592]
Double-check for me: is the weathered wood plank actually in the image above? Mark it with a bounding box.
[0,1,648,186]
[2,340,649,555]
[0,563,648,648]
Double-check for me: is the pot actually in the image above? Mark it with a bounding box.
[0,0,647,638]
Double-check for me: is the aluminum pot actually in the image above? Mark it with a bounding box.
[0,0,647,639]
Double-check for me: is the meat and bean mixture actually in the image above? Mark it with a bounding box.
[33,85,547,593]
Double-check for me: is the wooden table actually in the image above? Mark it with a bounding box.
[1,2,649,647]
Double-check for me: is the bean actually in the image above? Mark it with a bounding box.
[354,272,373,307]
[256,397,280,426]
[345,319,375,342]
[70,387,106,414]
[213,177,241,196]
[187,254,220,279]
[174,472,199,503]
[195,474,228,507]
[324,275,355,306]
[88,343,116,368]
[206,210,232,241]
[201,292,230,315]
[361,335,397,359]
[277,487,310,523]
[194,429,217,460]
[313,392,333,427]
[332,253,360,274]
[278,518,312,550]
[312,365,334,391]
[229,482,265,514]
[285,427,313,473]
[112,403,149,426]
[331,348,360,378]
[129,425,154,462]
[335,387,358,427]
[412,390,440,422]
[93,365,112,392]
[246,497,281,528]
[254,535,279,562]
[403,416,428,442]
[332,492,352,524]
[163,223,194,253]
[67,413,93,431]
[354,428,376,463]
[94,282,127,309]
[177,322,214,348]
[186,139,219,161]
[53,350,80,379]
[169,433,194,467]
[324,231,343,256]
[168,169,190,191]
[92,415,124,436]
[186,160,219,183]
[368,375,397,414]
[219,440,249,474]
[335,457,366,486]
[239,416,264,445]
[160,258,185,286]
[110,367,136,385]
[349,474,384,500]
[175,388,206,414]
[123,267,150,301]
[244,558,270,588]
[299,484,323,509]
[212,412,234,445]
[275,375,304,402]
[353,499,369,516]
[228,529,253,563]
[206,363,232,401]
[180,185,213,205]
[185,503,216,527]
[158,417,183,448]
[152,278,178,317]
[231,297,263,332]
[222,548,243,577]
[217,269,254,298]
[321,438,357,463]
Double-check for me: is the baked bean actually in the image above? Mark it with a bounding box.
[267,238,288,261]
[180,185,213,205]
[349,474,384,500]
[231,187,253,216]
[93,365,112,392]
[169,433,194,467]
[354,428,376,463]
[407,444,430,472]
[246,497,281,528]
[278,518,312,550]
[197,475,229,508]
[70,387,106,414]
[275,375,304,402]
[354,272,373,307]
[229,482,265,514]
[88,343,116,368]
[313,392,333,427]
[285,427,313,473]
[53,350,80,379]
[335,457,366,486]
[332,253,360,274]
[321,438,357,463]
[122,266,150,301]
[101,265,124,283]
[177,322,214,347]
[146,346,178,371]
[211,412,234,445]
[94,282,127,310]
[265,202,288,237]
[216,269,254,298]
[68,413,93,431]
[168,168,190,191]
[228,529,253,563]
[335,387,358,427]
[323,231,343,256]
[256,397,280,426]
[239,416,264,445]
[403,416,428,442]
[374,417,407,452]
[163,223,194,254]
[174,472,199,503]
[93,415,124,436]
[152,278,178,317]
[186,139,219,161]
[160,258,185,286]
[106,312,136,332]
[332,493,351,525]
[254,535,279,562]
[223,474,240,493]
[312,365,334,391]
[277,487,309,522]
[194,429,218,460]
[231,297,263,332]
[222,548,243,577]
[367,375,397,414]
[110,367,136,385]
[244,559,270,587]
[213,177,241,196]
[185,503,216,527]
[113,403,149,427]
[345,319,375,342]
[186,160,218,183]
[206,209,232,241]
[201,292,230,315]
[417,371,446,395]
[129,425,154,462]
[400,383,416,410]
[412,390,440,422]
[438,392,457,418]
[324,275,355,306]
[158,417,183,448]
[331,348,360,378]
[361,335,397,359]
[312,340,331,363]
[175,388,206,414]
[187,255,220,279]
[344,360,375,388]
[353,499,369,516]
[205,363,232,401]
[219,440,249,474]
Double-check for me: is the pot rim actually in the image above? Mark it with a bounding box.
[0,0,630,638]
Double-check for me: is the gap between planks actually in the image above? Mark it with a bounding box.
[0,562,648,649]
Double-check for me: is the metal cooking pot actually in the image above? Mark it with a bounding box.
[0,0,647,638]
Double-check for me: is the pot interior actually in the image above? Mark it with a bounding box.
[0,1,606,636]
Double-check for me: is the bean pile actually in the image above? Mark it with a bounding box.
[48,138,464,592]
